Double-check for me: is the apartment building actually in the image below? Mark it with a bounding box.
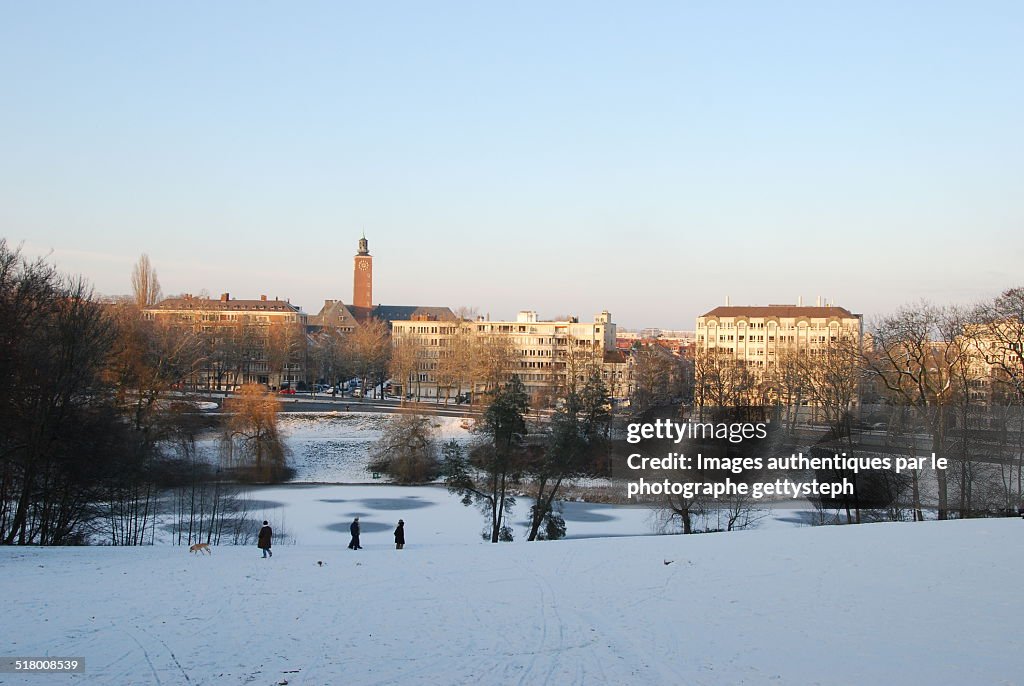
[145,292,309,389]
[696,301,863,369]
[963,320,1024,404]
[390,310,623,405]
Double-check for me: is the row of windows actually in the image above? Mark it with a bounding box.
[706,334,840,344]
[702,321,854,330]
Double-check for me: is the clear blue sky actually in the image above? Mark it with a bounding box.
[2,2,1021,329]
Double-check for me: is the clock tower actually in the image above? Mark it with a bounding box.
[353,234,372,310]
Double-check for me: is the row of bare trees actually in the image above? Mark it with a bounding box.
[867,295,1024,520]
[389,327,525,404]
[688,289,1024,525]
[178,304,395,395]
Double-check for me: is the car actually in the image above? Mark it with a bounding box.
[279,388,296,395]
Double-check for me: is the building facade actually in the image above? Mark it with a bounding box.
[145,293,309,390]
[390,310,624,405]
[696,303,863,369]
[694,302,863,413]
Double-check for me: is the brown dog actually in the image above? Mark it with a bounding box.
[189,543,211,555]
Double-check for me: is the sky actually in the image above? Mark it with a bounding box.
[2,2,1021,329]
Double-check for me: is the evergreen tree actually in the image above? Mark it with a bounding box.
[443,375,529,542]
[525,369,611,540]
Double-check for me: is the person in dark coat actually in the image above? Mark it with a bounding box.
[348,517,362,550]
[258,520,273,558]
[394,519,405,550]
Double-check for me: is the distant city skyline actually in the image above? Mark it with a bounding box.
[3,2,1022,329]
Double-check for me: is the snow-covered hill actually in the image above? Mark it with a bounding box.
[3,519,1021,685]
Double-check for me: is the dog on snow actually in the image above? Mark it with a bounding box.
[189,543,211,555]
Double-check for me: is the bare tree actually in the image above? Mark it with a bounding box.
[630,344,681,413]
[555,334,603,402]
[0,240,122,544]
[804,334,865,522]
[369,413,441,482]
[691,348,760,418]
[350,318,391,397]
[101,303,205,544]
[266,319,307,389]
[968,288,1024,511]
[388,333,424,403]
[865,302,972,520]
[434,323,473,404]
[762,348,812,433]
[311,327,352,391]
[131,254,163,308]
[221,384,288,482]
[472,333,517,398]
[974,288,1024,399]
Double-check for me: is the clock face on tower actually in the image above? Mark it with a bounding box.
[354,254,372,309]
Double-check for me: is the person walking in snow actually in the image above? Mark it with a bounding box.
[348,517,362,550]
[258,521,273,558]
[394,519,405,550]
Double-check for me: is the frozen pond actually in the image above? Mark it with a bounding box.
[186,411,816,546]
[198,411,474,483]
[230,483,663,546]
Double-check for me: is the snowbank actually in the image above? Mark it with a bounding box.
[3,518,1020,685]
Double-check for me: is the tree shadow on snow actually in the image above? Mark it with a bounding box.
[355,497,434,510]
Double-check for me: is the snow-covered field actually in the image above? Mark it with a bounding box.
[203,484,663,546]
[11,411,1009,684]
[3,518,1021,685]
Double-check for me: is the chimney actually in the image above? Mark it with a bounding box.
[798,296,803,307]
[725,295,730,306]
[220,293,229,302]
[816,295,821,307]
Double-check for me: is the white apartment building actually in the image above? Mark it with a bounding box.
[390,310,621,404]
[695,302,863,370]
[963,320,1024,405]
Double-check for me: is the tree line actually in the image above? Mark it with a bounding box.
[0,243,289,545]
